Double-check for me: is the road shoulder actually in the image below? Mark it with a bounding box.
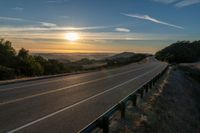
[110,66,200,133]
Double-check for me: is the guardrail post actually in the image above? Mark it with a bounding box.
[138,88,144,98]
[149,82,153,89]
[130,94,137,106]
[155,75,159,82]
[152,79,155,87]
[99,116,109,133]
[118,102,126,118]
[145,85,149,93]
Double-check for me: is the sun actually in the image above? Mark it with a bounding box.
[65,32,80,41]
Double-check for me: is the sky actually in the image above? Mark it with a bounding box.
[0,0,200,53]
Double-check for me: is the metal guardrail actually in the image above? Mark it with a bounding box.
[79,65,169,133]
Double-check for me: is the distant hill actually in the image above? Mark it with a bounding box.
[106,52,148,66]
[107,52,135,60]
[155,41,200,63]
[32,53,114,62]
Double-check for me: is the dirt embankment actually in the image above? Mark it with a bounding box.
[111,66,200,133]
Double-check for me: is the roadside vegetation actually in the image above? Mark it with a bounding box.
[0,39,82,80]
[0,39,147,80]
[178,65,200,83]
[155,41,200,63]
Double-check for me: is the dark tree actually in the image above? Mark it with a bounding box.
[155,41,200,63]
[0,39,17,67]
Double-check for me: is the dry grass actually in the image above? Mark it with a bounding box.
[110,66,200,133]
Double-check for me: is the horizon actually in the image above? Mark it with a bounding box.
[1,0,200,53]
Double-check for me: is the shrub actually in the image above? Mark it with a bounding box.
[0,65,16,80]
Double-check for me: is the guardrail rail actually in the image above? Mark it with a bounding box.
[79,65,169,133]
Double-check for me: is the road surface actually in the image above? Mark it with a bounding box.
[0,58,167,133]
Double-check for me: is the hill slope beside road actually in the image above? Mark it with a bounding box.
[111,65,200,133]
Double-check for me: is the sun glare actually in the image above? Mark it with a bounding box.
[65,32,80,41]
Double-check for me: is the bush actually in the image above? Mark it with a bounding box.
[0,39,17,67]
[0,65,16,80]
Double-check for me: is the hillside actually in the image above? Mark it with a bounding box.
[106,52,148,66]
[107,52,135,60]
[155,41,200,63]
[33,53,114,62]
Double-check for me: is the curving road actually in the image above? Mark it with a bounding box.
[0,58,167,133]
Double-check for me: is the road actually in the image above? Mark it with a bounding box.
[0,58,167,133]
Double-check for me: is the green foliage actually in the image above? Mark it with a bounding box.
[0,39,17,67]
[17,55,44,76]
[0,39,84,80]
[0,65,16,80]
[155,41,200,63]
[18,48,29,59]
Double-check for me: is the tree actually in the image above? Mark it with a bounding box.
[155,41,200,63]
[18,48,29,59]
[0,39,17,67]
[17,48,44,76]
[0,65,15,80]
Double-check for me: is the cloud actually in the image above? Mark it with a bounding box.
[152,0,178,4]
[122,13,184,29]
[12,7,24,11]
[0,26,110,32]
[175,0,200,7]
[0,16,23,21]
[39,22,57,27]
[0,16,58,28]
[115,28,130,32]
[152,0,200,7]
[46,0,68,4]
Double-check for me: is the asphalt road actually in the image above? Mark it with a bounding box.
[0,58,167,133]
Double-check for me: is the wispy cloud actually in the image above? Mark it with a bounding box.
[0,26,110,32]
[0,15,111,32]
[115,28,130,32]
[0,16,58,28]
[152,0,178,4]
[175,0,200,7]
[39,22,57,27]
[12,7,24,11]
[0,16,23,21]
[152,0,200,7]
[46,0,68,4]
[122,13,184,29]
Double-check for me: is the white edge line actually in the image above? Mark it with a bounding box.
[7,65,163,133]
[78,64,167,133]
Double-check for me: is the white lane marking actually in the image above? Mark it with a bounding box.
[7,65,161,133]
[0,65,154,106]
[0,63,153,92]
[0,72,100,92]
